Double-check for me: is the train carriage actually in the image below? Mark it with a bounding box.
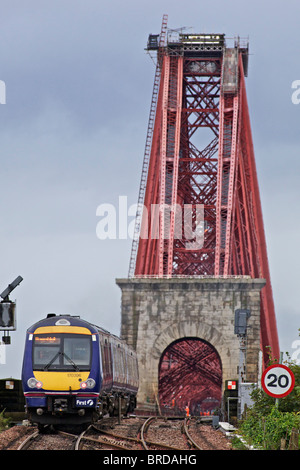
[21,314,138,429]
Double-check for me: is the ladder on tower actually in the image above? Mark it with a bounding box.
[128,14,168,277]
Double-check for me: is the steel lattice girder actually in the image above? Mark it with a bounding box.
[135,56,222,276]
[159,339,222,411]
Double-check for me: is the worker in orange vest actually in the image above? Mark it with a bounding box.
[185,405,189,417]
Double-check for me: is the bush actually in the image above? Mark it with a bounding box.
[240,406,300,449]
[0,410,11,431]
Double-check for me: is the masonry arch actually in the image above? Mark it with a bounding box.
[158,337,222,415]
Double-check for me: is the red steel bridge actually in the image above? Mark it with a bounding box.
[128,16,279,411]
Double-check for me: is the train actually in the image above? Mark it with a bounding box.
[21,314,138,430]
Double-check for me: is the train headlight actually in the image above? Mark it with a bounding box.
[86,378,96,388]
[27,377,43,389]
[80,378,96,389]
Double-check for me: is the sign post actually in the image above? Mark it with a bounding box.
[234,309,251,419]
[0,276,23,345]
[261,364,295,399]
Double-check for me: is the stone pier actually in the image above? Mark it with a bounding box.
[116,277,265,411]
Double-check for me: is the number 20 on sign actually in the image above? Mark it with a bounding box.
[262,364,295,398]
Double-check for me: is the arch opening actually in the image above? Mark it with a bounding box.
[158,337,222,415]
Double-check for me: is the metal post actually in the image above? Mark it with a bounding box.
[237,335,247,419]
[275,351,283,408]
[234,309,250,420]
[118,396,122,425]
[227,396,238,424]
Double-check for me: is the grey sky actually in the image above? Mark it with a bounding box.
[0,0,299,377]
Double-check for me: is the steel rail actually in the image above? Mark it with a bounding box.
[183,417,203,450]
[17,430,40,450]
[74,424,92,450]
[140,416,155,449]
[140,416,187,450]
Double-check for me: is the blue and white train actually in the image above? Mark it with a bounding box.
[21,314,138,429]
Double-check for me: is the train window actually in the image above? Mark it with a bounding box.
[64,337,91,366]
[32,334,92,371]
[33,341,60,368]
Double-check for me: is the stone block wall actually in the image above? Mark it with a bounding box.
[116,277,265,411]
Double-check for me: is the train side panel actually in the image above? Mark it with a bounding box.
[124,344,139,393]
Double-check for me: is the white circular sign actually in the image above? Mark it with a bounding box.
[262,364,295,398]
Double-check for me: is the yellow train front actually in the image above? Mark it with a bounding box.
[21,314,138,429]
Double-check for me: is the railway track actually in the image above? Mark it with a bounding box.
[184,417,228,450]
[75,416,192,451]
[17,427,79,450]
[140,416,204,450]
[75,424,142,450]
[75,419,184,450]
[11,415,231,450]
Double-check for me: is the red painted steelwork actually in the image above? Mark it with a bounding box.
[159,338,222,413]
[135,54,222,276]
[131,24,279,366]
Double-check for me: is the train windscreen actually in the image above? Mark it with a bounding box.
[32,334,92,371]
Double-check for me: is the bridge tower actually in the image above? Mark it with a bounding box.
[118,16,279,413]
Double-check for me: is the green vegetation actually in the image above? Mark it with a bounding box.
[239,405,300,449]
[0,409,11,431]
[237,347,300,450]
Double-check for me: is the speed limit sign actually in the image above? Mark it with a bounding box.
[262,364,295,398]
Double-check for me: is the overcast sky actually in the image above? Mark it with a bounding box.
[0,0,299,378]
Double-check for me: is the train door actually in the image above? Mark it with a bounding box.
[111,337,126,390]
[99,332,113,390]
